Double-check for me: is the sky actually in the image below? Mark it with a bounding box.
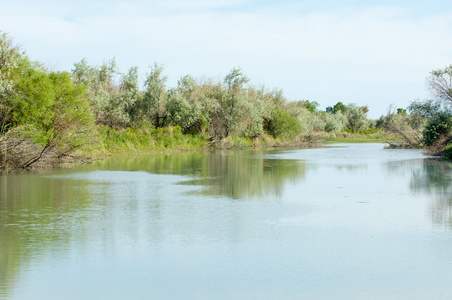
[1,0,452,118]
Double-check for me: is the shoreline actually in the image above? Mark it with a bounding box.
[1,129,398,173]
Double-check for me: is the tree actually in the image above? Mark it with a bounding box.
[239,87,272,138]
[0,32,96,169]
[408,99,443,118]
[20,71,94,168]
[333,101,347,114]
[320,111,347,132]
[382,109,424,148]
[11,60,56,130]
[166,75,210,133]
[71,58,121,126]
[408,99,452,147]
[422,111,452,146]
[283,100,314,132]
[223,67,249,136]
[418,65,452,152]
[198,79,226,139]
[0,31,21,133]
[141,62,167,127]
[0,32,20,94]
[428,65,452,103]
[72,59,140,128]
[302,100,319,113]
[397,108,407,116]
[345,104,369,132]
[109,66,139,127]
[1,68,94,169]
[265,107,301,139]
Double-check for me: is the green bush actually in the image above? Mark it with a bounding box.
[320,111,347,132]
[423,112,452,146]
[265,108,301,139]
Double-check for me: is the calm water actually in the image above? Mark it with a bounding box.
[1,143,452,299]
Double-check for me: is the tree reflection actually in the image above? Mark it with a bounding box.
[0,150,307,296]
[409,159,452,226]
[180,151,306,199]
[0,173,94,298]
[93,149,307,200]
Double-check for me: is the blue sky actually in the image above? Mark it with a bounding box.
[1,0,452,118]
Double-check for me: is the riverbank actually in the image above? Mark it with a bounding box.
[89,126,326,157]
[0,126,402,172]
[324,128,399,143]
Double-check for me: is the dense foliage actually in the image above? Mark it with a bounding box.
[68,59,371,141]
[1,30,383,169]
[380,66,452,156]
[1,32,94,169]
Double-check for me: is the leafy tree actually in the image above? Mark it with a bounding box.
[198,79,228,139]
[283,100,313,132]
[397,108,407,115]
[265,107,301,139]
[166,75,200,132]
[422,111,452,146]
[1,32,22,132]
[238,87,272,138]
[302,100,319,113]
[107,66,139,127]
[0,32,20,96]
[382,110,424,147]
[428,65,452,103]
[408,99,452,147]
[408,99,444,118]
[166,92,197,131]
[72,58,122,126]
[50,72,93,128]
[333,101,347,114]
[345,104,369,132]
[141,62,168,127]
[20,71,94,168]
[72,59,140,128]
[2,64,94,168]
[411,66,452,152]
[223,67,249,136]
[166,75,219,134]
[9,57,55,130]
[320,111,347,132]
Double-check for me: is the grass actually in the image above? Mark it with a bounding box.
[324,128,400,143]
[77,126,407,166]
[90,125,208,155]
[93,127,400,156]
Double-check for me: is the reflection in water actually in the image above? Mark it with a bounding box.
[180,152,305,199]
[383,157,452,226]
[93,149,307,200]
[0,149,306,298]
[2,144,452,299]
[0,173,94,298]
[409,159,452,226]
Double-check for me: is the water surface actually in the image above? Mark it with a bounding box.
[1,143,452,299]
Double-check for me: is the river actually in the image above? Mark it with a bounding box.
[1,143,452,299]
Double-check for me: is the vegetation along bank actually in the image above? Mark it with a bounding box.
[1,31,452,170]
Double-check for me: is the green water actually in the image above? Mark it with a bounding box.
[1,144,452,299]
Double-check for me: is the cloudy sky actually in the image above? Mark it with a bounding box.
[1,0,452,118]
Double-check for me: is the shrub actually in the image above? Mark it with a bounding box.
[423,111,452,146]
